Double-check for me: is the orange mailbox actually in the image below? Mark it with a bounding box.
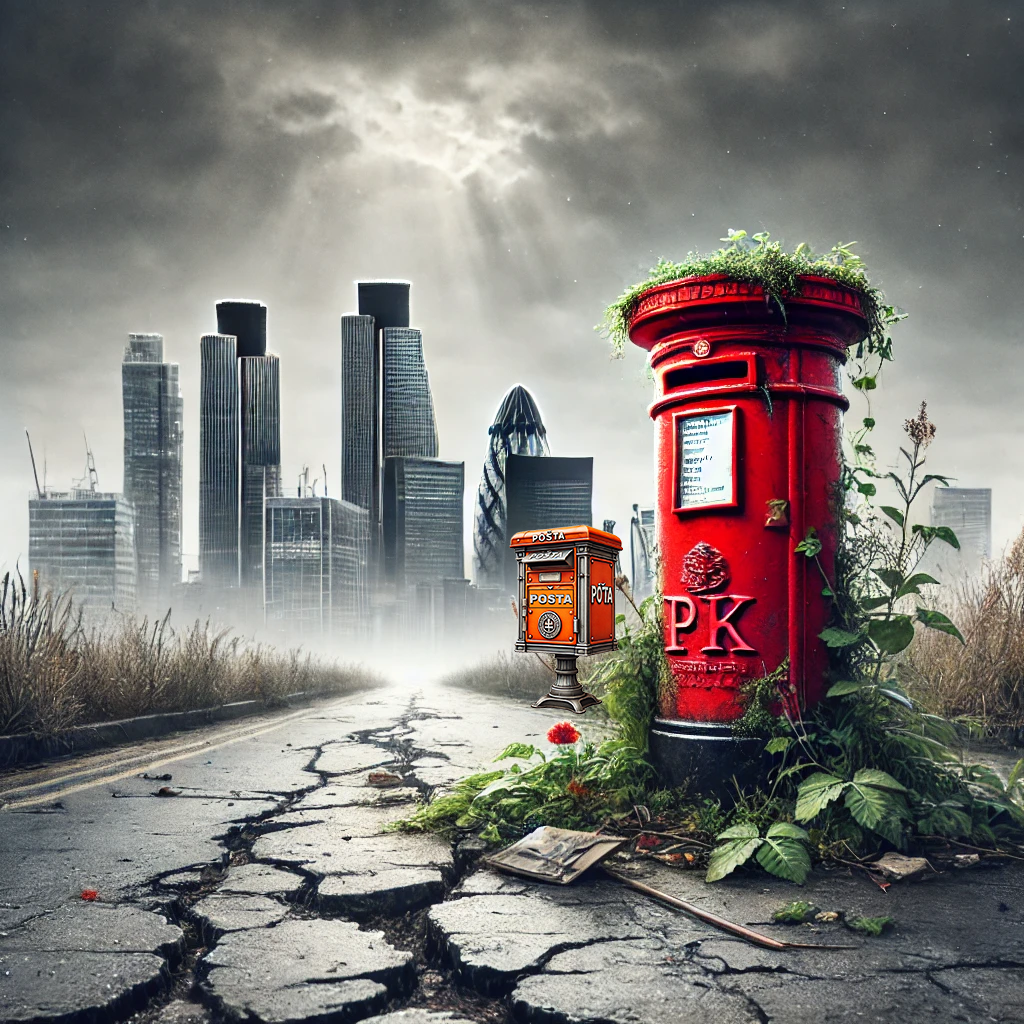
[511,525,623,713]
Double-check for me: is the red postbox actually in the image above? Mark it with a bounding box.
[628,274,868,786]
[511,526,622,713]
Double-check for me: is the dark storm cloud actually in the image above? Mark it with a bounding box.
[0,0,1022,570]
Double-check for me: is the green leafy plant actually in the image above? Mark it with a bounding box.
[772,900,817,924]
[705,820,812,884]
[600,230,904,358]
[847,915,895,937]
[392,731,654,841]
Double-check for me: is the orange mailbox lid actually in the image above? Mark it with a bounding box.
[509,525,622,551]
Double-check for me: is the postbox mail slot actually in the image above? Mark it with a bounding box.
[523,549,573,563]
[537,571,562,582]
[664,357,755,392]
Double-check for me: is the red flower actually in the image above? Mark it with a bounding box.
[566,779,590,800]
[636,835,663,850]
[80,890,99,901]
[547,722,581,745]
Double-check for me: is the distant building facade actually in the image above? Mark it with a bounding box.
[264,496,370,636]
[630,504,657,600]
[922,487,992,580]
[503,454,593,590]
[198,301,281,604]
[382,327,438,459]
[382,457,464,589]
[122,333,183,609]
[29,491,136,619]
[340,314,379,517]
[473,384,550,589]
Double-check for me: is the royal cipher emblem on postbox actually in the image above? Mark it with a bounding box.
[665,542,758,701]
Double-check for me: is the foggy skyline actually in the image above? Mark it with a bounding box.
[2,2,1022,583]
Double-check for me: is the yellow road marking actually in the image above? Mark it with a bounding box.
[1,699,358,810]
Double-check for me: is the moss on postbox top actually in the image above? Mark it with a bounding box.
[600,230,902,359]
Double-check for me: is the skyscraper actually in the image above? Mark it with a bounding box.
[382,457,464,589]
[122,333,182,609]
[473,384,550,588]
[199,334,240,588]
[29,491,136,620]
[199,301,281,601]
[503,454,593,590]
[340,280,439,584]
[382,327,438,459]
[264,496,370,636]
[630,504,657,600]
[921,487,992,581]
[341,315,378,515]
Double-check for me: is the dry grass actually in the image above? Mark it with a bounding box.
[439,648,613,703]
[905,532,1024,728]
[0,572,380,737]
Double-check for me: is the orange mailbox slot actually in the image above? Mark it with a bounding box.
[510,525,622,713]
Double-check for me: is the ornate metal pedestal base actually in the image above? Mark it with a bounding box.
[532,654,602,714]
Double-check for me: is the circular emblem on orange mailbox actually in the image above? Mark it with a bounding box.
[692,338,712,358]
[537,611,562,639]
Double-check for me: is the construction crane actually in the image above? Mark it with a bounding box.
[25,430,43,499]
[73,434,99,492]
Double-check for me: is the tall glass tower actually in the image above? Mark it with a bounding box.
[199,301,281,600]
[122,333,182,608]
[473,385,550,588]
[382,327,438,459]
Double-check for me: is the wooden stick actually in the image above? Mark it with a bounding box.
[601,868,858,951]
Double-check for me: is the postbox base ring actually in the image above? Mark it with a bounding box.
[532,692,603,714]
[649,718,766,798]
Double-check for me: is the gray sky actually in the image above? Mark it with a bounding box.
[1,1,1021,579]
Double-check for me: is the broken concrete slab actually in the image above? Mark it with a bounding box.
[361,1011,481,1024]
[288,783,420,814]
[252,803,408,863]
[0,904,184,1024]
[201,918,414,1024]
[315,743,400,778]
[510,939,760,1024]
[0,949,171,1023]
[218,863,305,898]
[427,880,650,995]
[190,894,290,938]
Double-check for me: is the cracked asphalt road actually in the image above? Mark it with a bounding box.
[1,683,1022,1024]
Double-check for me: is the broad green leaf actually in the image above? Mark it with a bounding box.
[765,736,792,755]
[819,628,862,648]
[896,573,941,599]
[845,783,896,830]
[912,524,961,550]
[862,416,876,428]
[857,482,877,497]
[826,679,866,697]
[756,836,811,884]
[853,375,877,391]
[872,567,904,592]
[879,505,904,527]
[852,768,907,793]
[918,474,952,488]
[878,687,914,709]
[766,821,810,841]
[915,608,966,644]
[860,596,890,611]
[795,772,847,821]
[706,834,763,883]
[866,615,916,655]
[1006,758,1024,793]
[494,742,539,762]
[795,529,822,558]
[715,822,760,841]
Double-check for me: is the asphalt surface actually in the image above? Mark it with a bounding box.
[1,683,1022,1024]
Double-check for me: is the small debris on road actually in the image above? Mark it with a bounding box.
[873,852,932,881]
[954,853,981,868]
[156,786,181,797]
[142,773,173,781]
[368,770,404,788]
[80,889,99,901]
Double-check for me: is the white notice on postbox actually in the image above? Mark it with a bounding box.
[678,410,734,508]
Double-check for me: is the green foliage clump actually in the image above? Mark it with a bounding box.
[772,900,817,924]
[847,915,895,937]
[391,736,653,843]
[588,591,666,752]
[600,230,904,359]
